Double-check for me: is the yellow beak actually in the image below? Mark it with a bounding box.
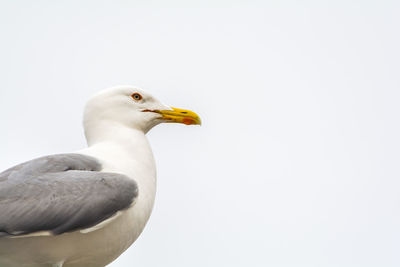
[156,107,201,125]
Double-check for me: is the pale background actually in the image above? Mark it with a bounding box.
[0,1,400,266]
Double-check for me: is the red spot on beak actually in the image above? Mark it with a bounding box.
[182,118,195,125]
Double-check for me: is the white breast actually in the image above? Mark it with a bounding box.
[71,134,158,265]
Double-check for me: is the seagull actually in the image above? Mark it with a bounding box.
[0,86,201,267]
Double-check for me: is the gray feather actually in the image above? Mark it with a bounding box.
[0,154,138,236]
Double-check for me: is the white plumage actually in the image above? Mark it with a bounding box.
[0,86,201,267]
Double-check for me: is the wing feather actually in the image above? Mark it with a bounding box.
[0,154,138,236]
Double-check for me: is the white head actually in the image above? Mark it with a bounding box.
[83,86,201,143]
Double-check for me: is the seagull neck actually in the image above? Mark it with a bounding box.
[85,121,147,148]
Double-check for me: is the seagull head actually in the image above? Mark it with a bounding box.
[84,86,201,134]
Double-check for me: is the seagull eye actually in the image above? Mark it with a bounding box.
[131,93,143,101]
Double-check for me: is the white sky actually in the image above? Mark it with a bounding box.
[1,1,400,266]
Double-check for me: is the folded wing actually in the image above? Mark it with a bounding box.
[0,154,138,236]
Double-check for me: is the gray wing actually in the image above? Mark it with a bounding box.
[0,154,138,236]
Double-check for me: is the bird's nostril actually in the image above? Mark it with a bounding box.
[181,112,188,114]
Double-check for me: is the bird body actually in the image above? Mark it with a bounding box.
[0,86,200,266]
